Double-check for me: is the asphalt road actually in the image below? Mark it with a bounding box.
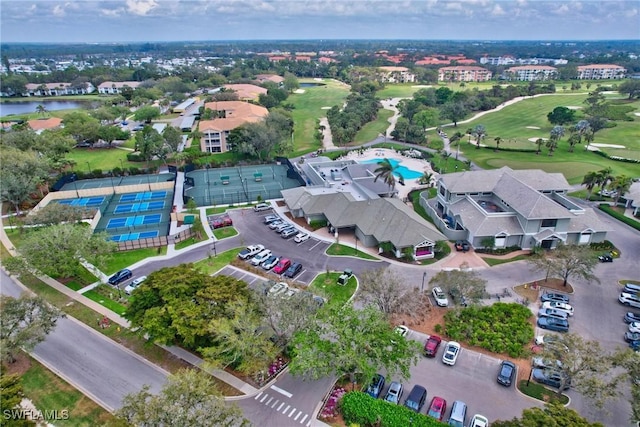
[1,269,168,412]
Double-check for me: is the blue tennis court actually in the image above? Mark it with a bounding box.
[107,213,162,229]
[119,191,167,203]
[109,230,160,242]
[113,201,165,214]
[58,196,105,207]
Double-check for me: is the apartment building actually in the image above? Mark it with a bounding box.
[198,101,268,153]
[438,66,492,82]
[504,65,558,81]
[577,64,626,80]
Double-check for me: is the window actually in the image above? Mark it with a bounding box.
[541,219,557,228]
[439,186,446,196]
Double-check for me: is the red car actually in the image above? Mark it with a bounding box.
[424,335,442,357]
[211,216,232,229]
[427,396,447,421]
[273,258,291,275]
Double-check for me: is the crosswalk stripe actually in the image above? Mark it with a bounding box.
[259,393,268,403]
[277,402,285,411]
[265,397,273,406]
[270,399,279,408]
[294,412,302,421]
[254,392,262,400]
[282,405,290,413]
[288,407,297,417]
[299,414,308,424]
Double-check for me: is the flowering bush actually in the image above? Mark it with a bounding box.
[254,356,288,385]
[319,386,347,420]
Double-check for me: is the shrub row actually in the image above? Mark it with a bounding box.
[598,204,640,231]
[309,219,328,230]
[444,302,534,358]
[591,149,640,164]
[589,240,616,251]
[340,392,447,427]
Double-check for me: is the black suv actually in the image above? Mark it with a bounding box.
[404,385,427,412]
[284,262,302,278]
[108,269,132,285]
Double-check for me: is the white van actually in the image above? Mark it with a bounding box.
[254,203,271,212]
[448,400,467,427]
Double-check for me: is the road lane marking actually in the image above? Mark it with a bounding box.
[288,407,297,417]
[254,392,262,400]
[270,399,279,408]
[277,402,285,411]
[294,412,302,421]
[282,405,290,413]
[259,393,268,403]
[299,414,308,424]
[266,397,273,406]
[270,385,293,398]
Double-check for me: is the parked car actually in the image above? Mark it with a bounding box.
[625,332,640,342]
[294,232,310,243]
[454,240,469,252]
[267,282,289,297]
[541,292,570,303]
[281,228,298,239]
[238,244,264,260]
[253,203,271,212]
[424,335,442,357]
[541,301,574,316]
[442,341,461,366]
[273,258,291,275]
[211,215,232,228]
[629,322,640,334]
[426,396,447,421]
[598,253,613,262]
[250,249,272,266]
[384,381,403,404]
[532,368,571,390]
[261,255,279,270]
[337,268,353,285]
[394,325,409,338]
[623,283,640,294]
[404,385,427,413]
[619,293,640,309]
[532,356,563,370]
[284,262,302,278]
[432,286,449,307]
[447,400,467,427]
[537,307,569,321]
[108,268,132,285]
[469,414,490,427]
[365,374,385,399]
[537,317,569,332]
[263,214,280,224]
[275,223,292,232]
[282,287,299,299]
[124,275,147,295]
[624,312,640,324]
[497,360,516,387]
[268,220,284,229]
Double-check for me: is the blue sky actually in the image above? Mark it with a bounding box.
[1,0,638,43]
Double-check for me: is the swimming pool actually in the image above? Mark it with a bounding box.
[359,158,423,180]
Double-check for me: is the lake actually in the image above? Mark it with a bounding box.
[0,100,89,117]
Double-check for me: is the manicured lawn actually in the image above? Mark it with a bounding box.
[105,247,167,274]
[289,79,350,156]
[21,357,117,427]
[352,109,394,145]
[174,233,209,250]
[83,286,128,316]
[213,226,238,239]
[518,380,569,405]
[193,247,243,275]
[66,147,146,174]
[326,243,379,260]
[483,255,529,266]
[308,273,357,309]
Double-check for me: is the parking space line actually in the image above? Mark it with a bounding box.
[308,241,322,251]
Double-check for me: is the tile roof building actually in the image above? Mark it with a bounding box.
[27,117,63,132]
[198,101,268,153]
[505,65,558,81]
[222,84,268,101]
[438,66,492,82]
[97,81,141,94]
[576,64,627,80]
[423,167,608,250]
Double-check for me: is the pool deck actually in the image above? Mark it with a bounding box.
[339,148,437,200]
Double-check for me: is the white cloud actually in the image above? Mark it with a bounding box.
[52,4,66,16]
[491,4,506,16]
[126,0,158,16]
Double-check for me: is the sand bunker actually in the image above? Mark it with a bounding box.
[411,85,433,88]
[526,126,541,129]
[321,106,331,110]
[634,112,640,117]
[528,137,548,142]
[591,143,626,148]
[294,89,306,94]
[566,106,583,110]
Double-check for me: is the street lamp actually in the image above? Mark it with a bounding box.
[421,271,427,293]
[211,238,217,257]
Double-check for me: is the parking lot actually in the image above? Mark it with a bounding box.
[226,208,374,286]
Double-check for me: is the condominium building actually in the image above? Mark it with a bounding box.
[577,64,626,80]
[504,65,558,81]
[438,66,492,82]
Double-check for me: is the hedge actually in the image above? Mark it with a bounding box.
[598,204,640,231]
[444,303,534,358]
[341,392,447,427]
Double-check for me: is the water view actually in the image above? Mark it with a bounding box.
[0,100,89,117]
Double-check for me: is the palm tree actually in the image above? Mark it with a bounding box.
[419,171,434,186]
[583,129,595,151]
[441,151,452,173]
[610,175,632,205]
[373,158,397,194]
[535,138,545,155]
[550,125,565,150]
[35,104,48,117]
[472,125,486,149]
[581,171,599,200]
[596,167,613,194]
[493,136,503,152]
[545,139,558,156]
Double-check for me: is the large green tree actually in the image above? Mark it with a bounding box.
[547,106,575,125]
[132,106,161,123]
[439,101,467,127]
[0,147,50,214]
[0,365,36,426]
[116,369,250,427]
[492,402,603,427]
[527,244,599,287]
[125,264,250,350]
[134,126,164,166]
[7,224,116,279]
[428,263,487,305]
[62,112,100,144]
[0,296,60,363]
[288,305,421,384]
[618,79,640,100]
[357,268,429,320]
